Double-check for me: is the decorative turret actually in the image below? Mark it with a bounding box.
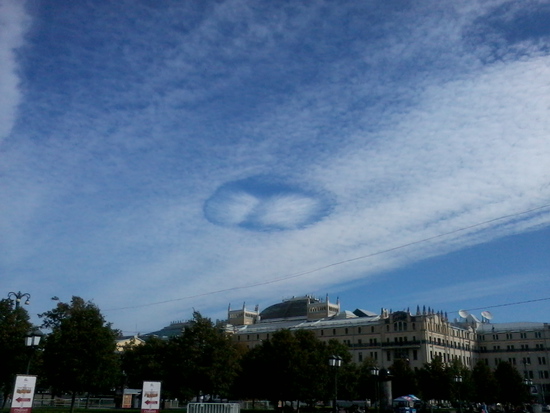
[228,302,260,326]
[307,295,340,320]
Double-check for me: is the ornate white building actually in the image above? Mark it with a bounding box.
[227,295,549,401]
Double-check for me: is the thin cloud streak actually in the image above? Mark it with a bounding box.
[411,273,547,308]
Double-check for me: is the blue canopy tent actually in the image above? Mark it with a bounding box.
[393,396,421,402]
[393,395,420,413]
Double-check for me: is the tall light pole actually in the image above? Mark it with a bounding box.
[8,291,31,309]
[329,355,343,413]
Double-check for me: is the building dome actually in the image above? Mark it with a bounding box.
[260,296,315,321]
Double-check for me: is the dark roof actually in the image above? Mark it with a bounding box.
[260,297,313,320]
[143,321,191,339]
[353,308,378,317]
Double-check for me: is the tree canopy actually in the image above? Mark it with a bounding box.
[0,299,32,407]
[39,297,120,413]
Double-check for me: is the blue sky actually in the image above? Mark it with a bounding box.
[1,0,549,335]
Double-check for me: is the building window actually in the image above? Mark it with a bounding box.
[413,350,418,360]
[358,327,362,333]
[387,351,391,362]
[333,329,336,335]
[358,352,363,362]
[539,357,547,365]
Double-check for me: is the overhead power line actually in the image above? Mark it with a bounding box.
[106,203,550,312]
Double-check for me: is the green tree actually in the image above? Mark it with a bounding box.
[0,299,32,408]
[232,343,267,402]
[390,358,418,398]
[356,358,379,401]
[164,312,241,401]
[494,362,529,405]
[40,297,120,413]
[121,336,168,389]
[241,329,351,408]
[471,360,498,404]
[418,356,449,402]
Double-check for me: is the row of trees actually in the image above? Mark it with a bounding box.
[0,296,534,413]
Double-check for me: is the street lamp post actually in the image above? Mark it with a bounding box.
[25,328,43,374]
[524,378,534,403]
[8,291,31,309]
[370,367,380,413]
[329,355,343,413]
[454,375,463,413]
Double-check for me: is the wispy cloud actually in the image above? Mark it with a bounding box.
[0,0,28,140]
[1,0,550,332]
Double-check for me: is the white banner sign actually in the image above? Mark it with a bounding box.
[141,381,161,413]
[10,375,37,413]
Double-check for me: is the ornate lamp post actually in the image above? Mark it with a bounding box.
[25,327,43,374]
[8,291,31,309]
[454,375,463,413]
[329,355,343,413]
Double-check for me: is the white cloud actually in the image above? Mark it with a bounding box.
[0,0,28,141]
[255,194,320,229]
[3,1,550,332]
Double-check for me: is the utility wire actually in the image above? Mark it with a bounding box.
[459,297,550,313]
[106,203,550,312]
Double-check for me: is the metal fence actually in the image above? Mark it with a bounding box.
[32,397,115,409]
[188,403,240,413]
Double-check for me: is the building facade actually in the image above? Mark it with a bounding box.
[226,295,549,400]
